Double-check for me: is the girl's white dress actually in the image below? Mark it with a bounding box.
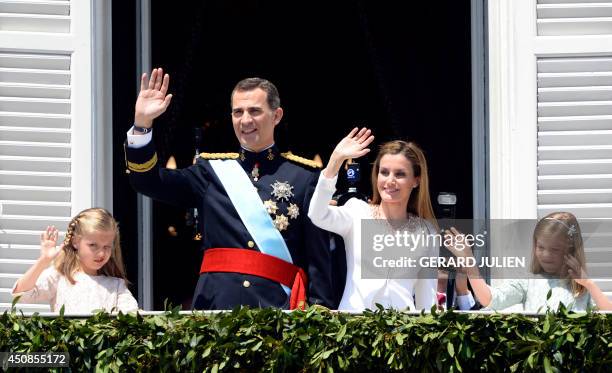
[308,173,438,311]
[13,267,139,313]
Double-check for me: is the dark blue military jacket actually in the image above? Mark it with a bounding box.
[125,140,336,309]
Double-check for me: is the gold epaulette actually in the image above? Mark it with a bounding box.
[281,151,321,169]
[198,152,240,160]
[127,153,158,173]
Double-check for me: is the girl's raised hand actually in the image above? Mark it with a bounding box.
[566,254,590,286]
[39,226,62,262]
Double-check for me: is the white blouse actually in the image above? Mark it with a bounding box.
[13,267,139,313]
[308,173,438,311]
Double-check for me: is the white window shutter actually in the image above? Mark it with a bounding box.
[537,57,612,218]
[490,0,612,300]
[538,1,612,36]
[537,57,612,296]
[0,0,70,33]
[536,3,612,297]
[0,0,93,313]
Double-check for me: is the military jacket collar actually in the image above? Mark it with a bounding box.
[238,145,281,172]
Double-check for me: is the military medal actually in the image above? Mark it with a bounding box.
[274,214,289,231]
[269,181,295,230]
[263,199,278,215]
[270,181,294,202]
[252,162,260,181]
[287,203,299,219]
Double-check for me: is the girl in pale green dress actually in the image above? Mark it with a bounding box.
[446,212,612,312]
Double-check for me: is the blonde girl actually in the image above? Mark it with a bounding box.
[12,208,138,313]
[446,212,612,311]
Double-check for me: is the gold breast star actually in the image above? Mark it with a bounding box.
[287,203,300,219]
[263,200,278,215]
[274,214,289,231]
[270,181,294,202]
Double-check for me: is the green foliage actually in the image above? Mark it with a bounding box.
[1,305,611,372]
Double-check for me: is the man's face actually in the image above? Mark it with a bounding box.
[231,88,283,152]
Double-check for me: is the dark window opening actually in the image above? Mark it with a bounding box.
[113,1,473,309]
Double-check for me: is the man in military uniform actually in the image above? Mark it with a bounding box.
[125,68,336,309]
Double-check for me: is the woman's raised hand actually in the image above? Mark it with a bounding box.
[331,127,375,161]
[323,127,374,179]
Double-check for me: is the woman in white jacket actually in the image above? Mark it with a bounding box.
[308,128,438,311]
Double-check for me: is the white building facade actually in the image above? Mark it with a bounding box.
[0,0,610,311]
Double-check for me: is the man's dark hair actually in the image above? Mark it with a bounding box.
[232,77,281,110]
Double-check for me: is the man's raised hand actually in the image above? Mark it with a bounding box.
[134,67,173,128]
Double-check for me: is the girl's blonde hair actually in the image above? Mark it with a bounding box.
[56,208,129,285]
[531,211,586,296]
[370,140,437,228]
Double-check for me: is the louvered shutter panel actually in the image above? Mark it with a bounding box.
[490,0,612,304]
[538,1,612,36]
[0,0,79,313]
[0,0,70,33]
[537,56,612,296]
[538,57,612,218]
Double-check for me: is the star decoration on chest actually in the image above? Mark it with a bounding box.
[270,181,294,202]
[274,214,289,231]
[263,200,278,215]
[287,203,300,219]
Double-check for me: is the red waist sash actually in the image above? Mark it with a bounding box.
[200,248,307,310]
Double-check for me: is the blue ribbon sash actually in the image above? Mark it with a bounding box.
[209,159,293,295]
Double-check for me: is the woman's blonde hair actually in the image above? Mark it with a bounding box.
[56,208,129,285]
[531,211,586,296]
[370,140,437,228]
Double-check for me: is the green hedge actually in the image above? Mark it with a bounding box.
[1,304,612,372]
